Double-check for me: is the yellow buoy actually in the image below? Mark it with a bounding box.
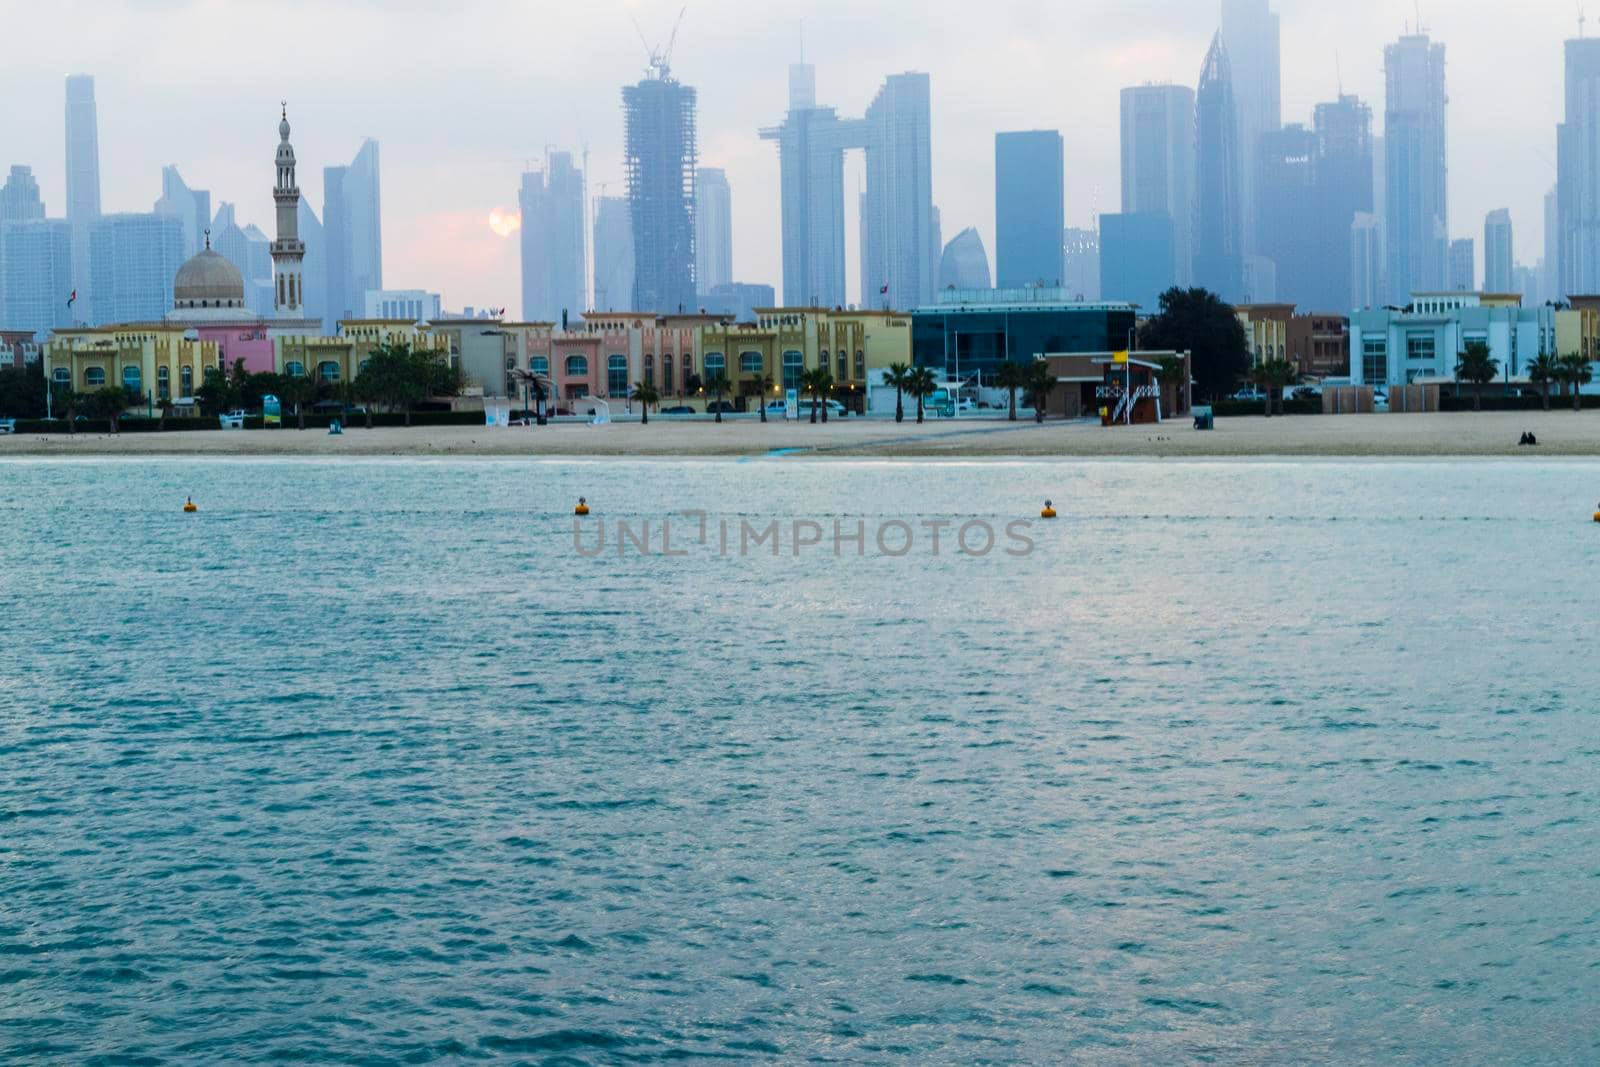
[574,497,590,516]
[1041,499,1058,520]
[183,497,198,513]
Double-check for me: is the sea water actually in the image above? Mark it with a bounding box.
[1,458,1597,1063]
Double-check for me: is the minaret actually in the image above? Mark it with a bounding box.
[271,102,306,316]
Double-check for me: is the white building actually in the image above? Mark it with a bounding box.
[363,288,441,322]
[1349,292,1555,388]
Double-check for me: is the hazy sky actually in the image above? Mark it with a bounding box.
[0,0,1580,312]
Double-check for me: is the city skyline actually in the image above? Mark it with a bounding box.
[0,0,1582,315]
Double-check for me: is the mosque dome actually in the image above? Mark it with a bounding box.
[173,244,245,311]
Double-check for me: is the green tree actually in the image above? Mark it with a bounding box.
[634,380,659,424]
[994,361,1026,421]
[906,366,938,424]
[1250,357,1298,417]
[801,367,834,423]
[56,385,81,433]
[1454,341,1499,412]
[354,343,456,427]
[156,397,172,431]
[0,365,49,419]
[1560,352,1593,411]
[1528,353,1559,411]
[704,370,732,423]
[1024,360,1056,424]
[91,385,133,433]
[194,366,237,416]
[884,362,913,423]
[279,366,325,430]
[1137,287,1249,401]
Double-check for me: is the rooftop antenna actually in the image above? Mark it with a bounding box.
[1581,3,1589,38]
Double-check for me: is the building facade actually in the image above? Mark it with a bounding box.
[911,288,1138,383]
[1119,84,1195,287]
[592,195,634,313]
[694,167,732,293]
[87,213,186,326]
[1557,38,1600,297]
[1483,209,1513,294]
[625,68,698,314]
[322,139,383,331]
[1221,0,1281,262]
[1062,226,1100,302]
[0,219,72,341]
[1235,303,1293,365]
[65,74,101,310]
[1100,212,1175,311]
[994,130,1064,288]
[1312,94,1375,311]
[1384,34,1448,305]
[1448,238,1475,293]
[519,151,586,324]
[1349,292,1556,388]
[1194,34,1244,301]
[1286,313,1349,378]
[938,228,991,291]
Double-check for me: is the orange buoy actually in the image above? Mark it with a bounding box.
[1040,499,1058,520]
[183,497,198,513]
[574,496,590,516]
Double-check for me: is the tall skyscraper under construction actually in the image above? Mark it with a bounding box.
[624,59,697,314]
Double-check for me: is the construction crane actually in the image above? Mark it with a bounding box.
[630,5,687,79]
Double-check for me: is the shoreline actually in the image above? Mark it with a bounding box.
[4,411,1600,460]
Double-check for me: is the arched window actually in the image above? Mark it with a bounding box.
[644,354,655,387]
[531,355,549,376]
[607,354,628,397]
[855,350,865,379]
[782,350,804,392]
[662,355,674,394]
[837,352,848,382]
[704,352,725,379]
[121,365,141,394]
[740,351,763,375]
[180,366,193,396]
[318,361,341,382]
[53,367,70,385]
[565,354,588,376]
[681,354,693,381]
[505,355,517,371]
[157,366,170,400]
[85,366,106,387]
[285,360,305,377]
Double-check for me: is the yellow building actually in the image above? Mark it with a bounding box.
[695,308,910,412]
[1557,297,1600,362]
[273,319,448,387]
[45,325,221,404]
[1234,303,1294,365]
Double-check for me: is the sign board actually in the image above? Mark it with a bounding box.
[785,388,799,420]
[262,394,281,427]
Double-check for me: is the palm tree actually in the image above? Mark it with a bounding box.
[1454,341,1499,412]
[1250,358,1297,417]
[281,367,322,430]
[906,366,938,424]
[1024,361,1055,424]
[157,397,172,431]
[1154,354,1188,416]
[994,361,1026,421]
[1560,352,1593,412]
[1529,354,1559,411]
[704,371,732,422]
[92,385,131,433]
[884,362,913,423]
[756,375,773,422]
[634,380,659,424]
[811,367,835,422]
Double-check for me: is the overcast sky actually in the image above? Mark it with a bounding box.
[0,0,1580,312]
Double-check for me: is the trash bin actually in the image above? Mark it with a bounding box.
[1192,405,1214,431]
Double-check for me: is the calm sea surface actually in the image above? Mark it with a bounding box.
[2,458,1598,1064]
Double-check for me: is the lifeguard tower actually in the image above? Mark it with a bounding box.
[1094,353,1164,425]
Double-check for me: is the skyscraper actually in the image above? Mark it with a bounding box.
[938,227,991,290]
[592,195,634,312]
[0,166,45,223]
[0,219,71,339]
[519,151,586,322]
[1448,238,1475,292]
[994,130,1064,288]
[87,213,185,324]
[65,74,101,310]
[1351,213,1383,310]
[761,62,852,307]
[1120,84,1195,287]
[322,139,383,329]
[154,166,211,258]
[860,72,935,311]
[272,107,307,317]
[1101,212,1177,310]
[695,167,732,294]
[1384,33,1448,304]
[1558,38,1600,298]
[1255,123,1317,304]
[1484,209,1513,293]
[1543,186,1559,303]
[624,65,697,314]
[1312,94,1375,311]
[1194,33,1243,301]
[210,203,274,315]
[1220,0,1281,258]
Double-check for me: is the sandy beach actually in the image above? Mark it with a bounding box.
[4,411,1600,459]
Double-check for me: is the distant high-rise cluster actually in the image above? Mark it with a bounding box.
[624,64,697,314]
[519,151,586,323]
[1384,33,1449,305]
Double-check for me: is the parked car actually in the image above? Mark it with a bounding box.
[763,400,788,415]
[1373,390,1389,412]
[1291,386,1322,401]
[660,405,696,415]
[705,400,737,414]
[1231,388,1266,402]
